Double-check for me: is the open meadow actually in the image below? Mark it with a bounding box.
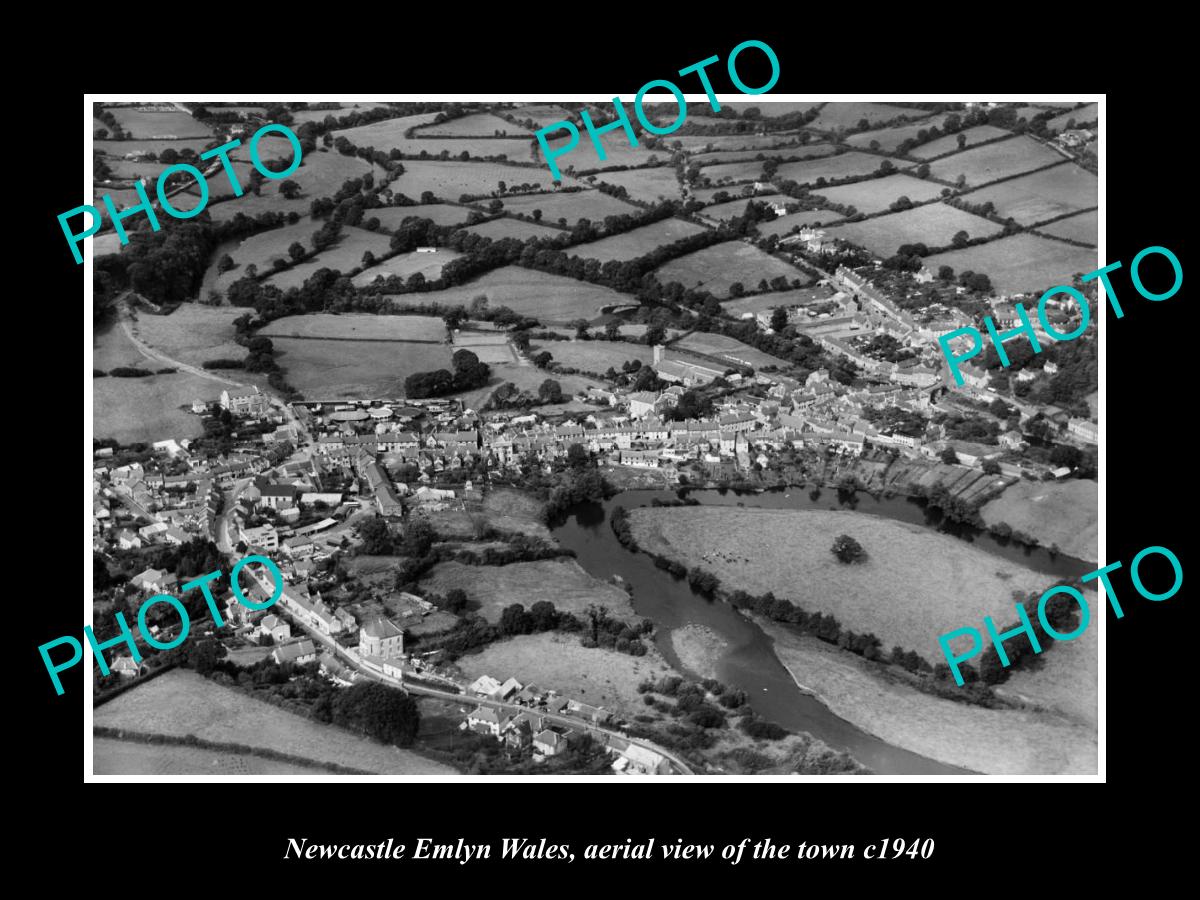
[264,228,395,290]
[1046,104,1098,131]
[809,103,928,131]
[93,669,454,774]
[107,107,211,139]
[488,189,639,225]
[964,165,1097,226]
[391,160,570,200]
[205,220,321,296]
[980,478,1098,564]
[537,127,662,172]
[271,338,452,399]
[926,136,1065,186]
[93,736,329,776]
[671,331,789,369]
[924,233,1097,295]
[721,284,840,317]
[397,266,634,324]
[586,167,682,204]
[206,150,378,222]
[328,112,441,149]
[508,104,575,127]
[774,151,892,185]
[654,241,809,298]
[690,144,829,165]
[845,116,953,152]
[259,313,446,341]
[531,339,656,373]
[463,217,566,241]
[418,113,530,136]
[1034,209,1098,246]
[698,159,769,183]
[419,558,637,624]
[569,218,705,263]
[911,125,1013,159]
[353,249,465,286]
[628,506,1052,655]
[134,304,271,374]
[756,208,844,236]
[808,173,945,215]
[825,203,1001,257]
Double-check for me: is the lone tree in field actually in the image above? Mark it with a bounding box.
[831,534,867,564]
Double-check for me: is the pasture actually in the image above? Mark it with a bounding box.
[698,159,768,183]
[531,340,656,373]
[463,217,566,241]
[369,204,478,229]
[825,203,1001,257]
[259,313,447,342]
[808,172,945,215]
[911,125,1013,159]
[1035,210,1098,246]
[453,331,513,364]
[722,284,841,317]
[271,337,452,399]
[702,193,790,221]
[287,103,380,125]
[773,151,892,185]
[508,104,576,127]
[488,189,639,225]
[569,217,706,262]
[206,220,319,295]
[263,227,395,290]
[809,103,928,131]
[689,144,820,165]
[1046,103,1098,131]
[924,233,1098,295]
[926,135,1065,186]
[395,266,633,324]
[673,133,808,152]
[107,107,211,139]
[353,249,465,286]
[92,669,454,774]
[585,166,682,203]
[537,125,663,172]
[207,150,378,222]
[756,208,844,236]
[845,117,951,152]
[655,241,810,298]
[328,112,442,149]
[724,100,824,118]
[964,165,1097,226]
[671,331,789,369]
[135,304,264,371]
[96,138,216,158]
[417,113,529,136]
[391,159,571,200]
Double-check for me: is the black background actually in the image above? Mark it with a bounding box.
[39,21,1191,883]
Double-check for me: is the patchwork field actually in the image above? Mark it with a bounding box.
[287,103,380,125]
[1034,210,1098,246]
[809,103,928,131]
[259,313,446,341]
[587,166,682,204]
[508,104,575,127]
[328,112,442,150]
[774,151,893,185]
[671,331,788,369]
[206,220,321,295]
[398,266,633,323]
[388,136,536,160]
[264,228,395,289]
[93,736,327,776]
[756,208,845,236]
[698,159,769,183]
[353,249,465,286]
[845,117,952,152]
[674,133,809,152]
[926,136,1065,186]
[454,632,672,720]
[537,125,662,172]
[911,125,1013,159]
[391,159,571,200]
[569,218,706,262]
[655,241,809,298]
[690,144,830,165]
[531,339,656,373]
[369,204,479,229]
[271,337,452,399]
[489,189,638,225]
[722,284,841,317]
[207,150,378,221]
[629,506,1052,657]
[107,107,211,139]
[964,165,1097,226]
[702,193,790,221]
[93,669,454,774]
[809,172,946,215]
[463,217,566,241]
[924,233,1098,295]
[420,558,637,624]
[96,138,216,157]
[825,203,1001,256]
[134,304,267,371]
[1046,103,1098,131]
[981,478,1098,564]
[418,113,529,136]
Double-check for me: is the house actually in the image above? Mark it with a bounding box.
[613,744,671,775]
[240,523,279,551]
[495,677,523,702]
[220,386,270,416]
[358,617,404,660]
[272,639,317,666]
[258,614,291,644]
[1067,418,1098,444]
[627,392,661,419]
[533,728,570,757]
[466,706,506,737]
[469,675,502,698]
[111,656,144,679]
[115,529,142,550]
[131,567,178,594]
[258,483,299,510]
[282,535,315,559]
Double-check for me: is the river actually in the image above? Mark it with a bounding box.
[550,486,1092,776]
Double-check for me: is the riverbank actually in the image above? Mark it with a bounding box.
[980,479,1098,564]
[670,624,728,681]
[753,615,1097,775]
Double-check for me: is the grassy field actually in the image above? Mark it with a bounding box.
[809,103,928,130]
[94,736,327,776]
[670,624,727,681]
[453,331,512,364]
[370,204,478,229]
[453,632,673,720]
[698,159,769,183]
[655,241,809,298]
[391,160,570,200]
[537,126,662,172]
[845,117,952,152]
[586,167,682,203]
[420,558,637,624]
[702,193,789,220]
[980,478,1098,563]
[328,112,441,149]
[207,150,378,222]
[488,190,638,225]
[389,135,536,160]
[690,143,833,165]
[924,233,1097,295]
[999,622,1097,728]
[399,266,633,323]
[628,506,1052,654]
[756,208,844,236]
[93,669,455,774]
[206,220,321,296]
[482,488,550,538]
[107,107,211,139]
[531,339,655,373]
[259,313,446,341]
[272,338,452,399]
[463,217,566,241]
[509,104,575,127]
[911,125,1013,159]
[757,617,1096,775]
[1034,210,1098,246]
[134,304,267,372]
[569,218,706,262]
[353,249,465,286]
[809,173,946,215]
[418,112,529,136]
[774,151,892,185]
[926,136,1064,186]
[96,138,216,157]
[722,284,840,317]
[264,227,395,290]
[964,165,1097,226]
[671,331,789,368]
[288,103,387,125]
[1046,103,1098,131]
[675,133,809,152]
[825,203,1001,257]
